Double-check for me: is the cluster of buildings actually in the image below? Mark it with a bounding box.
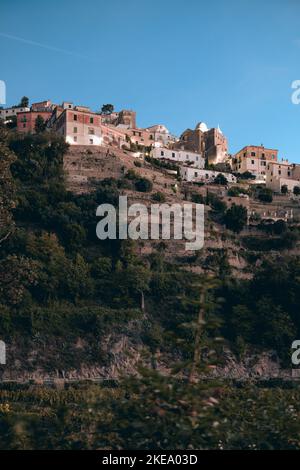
[1,98,300,192]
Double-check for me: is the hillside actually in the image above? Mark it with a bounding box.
[1,130,300,385]
[2,129,300,449]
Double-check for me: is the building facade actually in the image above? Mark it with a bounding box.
[232,145,278,180]
[174,122,228,165]
[145,124,176,147]
[52,108,102,145]
[266,160,300,192]
[180,166,236,183]
[0,105,30,121]
[151,147,205,168]
[51,107,127,147]
[17,110,53,133]
[101,109,136,129]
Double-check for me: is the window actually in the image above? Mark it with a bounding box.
[172,152,175,158]
[251,160,255,165]
[73,127,77,133]
[288,171,291,177]
[90,117,94,124]
[278,170,281,175]
[74,114,78,121]
[251,152,256,157]
[88,128,95,135]
[195,172,198,177]
[161,151,164,156]
[90,139,93,145]
[74,136,77,142]
[23,123,26,128]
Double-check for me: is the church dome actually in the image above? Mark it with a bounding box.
[195,122,208,132]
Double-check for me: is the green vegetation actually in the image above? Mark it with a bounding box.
[34,115,46,133]
[100,104,114,115]
[224,204,247,233]
[228,186,248,197]
[152,191,166,202]
[258,187,273,203]
[214,173,228,185]
[293,186,300,196]
[135,177,153,192]
[18,96,29,108]
[1,128,300,449]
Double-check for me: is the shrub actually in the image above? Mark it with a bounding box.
[214,173,228,185]
[191,193,204,204]
[207,194,227,213]
[258,188,273,203]
[152,191,166,202]
[224,204,248,233]
[135,177,153,192]
[293,186,300,196]
[228,186,248,197]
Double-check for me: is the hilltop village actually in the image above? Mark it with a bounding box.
[1,97,300,236]
[1,98,299,192]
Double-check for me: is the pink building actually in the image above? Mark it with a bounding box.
[17,110,52,133]
[51,107,127,147]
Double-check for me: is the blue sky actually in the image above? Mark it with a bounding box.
[1,0,300,160]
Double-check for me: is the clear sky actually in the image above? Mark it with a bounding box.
[1,0,300,160]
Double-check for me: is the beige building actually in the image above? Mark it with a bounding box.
[101,109,136,129]
[266,160,300,192]
[232,145,278,180]
[144,124,176,147]
[174,122,228,165]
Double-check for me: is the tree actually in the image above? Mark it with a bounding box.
[281,184,288,194]
[293,186,300,196]
[239,171,255,180]
[224,204,247,233]
[101,104,114,115]
[152,191,166,202]
[34,115,46,133]
[135,177,153,192]
[19,96,29,108]
[258,188,273,203]
[0,127,16,244]
[228,186,248,197]
[214,173,228,185]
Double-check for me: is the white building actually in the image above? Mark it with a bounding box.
[151,147,205,168]
[146,124,176,147]
[180,166,237,184]
[0,105,30,121]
